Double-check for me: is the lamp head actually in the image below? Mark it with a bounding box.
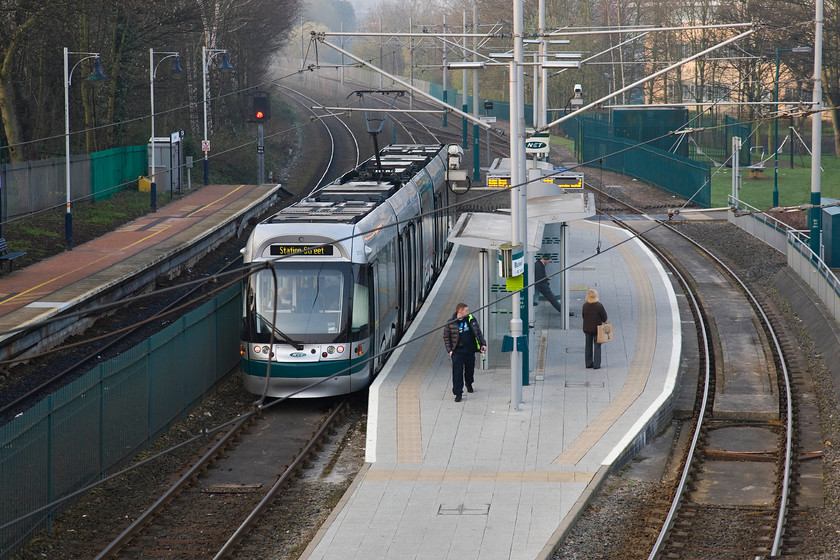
[171,55,185,75]
[86,58,108,82]
[218,52,234,70]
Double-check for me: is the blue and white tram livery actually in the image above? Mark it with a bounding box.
[240,144,458,397]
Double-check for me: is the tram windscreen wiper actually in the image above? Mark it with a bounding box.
[256,313,304,350]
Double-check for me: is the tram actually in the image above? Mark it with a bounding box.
[240,144,459,397]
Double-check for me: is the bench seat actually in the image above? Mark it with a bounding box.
[0,237,26,271]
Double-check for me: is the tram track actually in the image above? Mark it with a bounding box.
[587,184,806,559]
[311,73,511,163]
[93,397,357,560]
[277,84,361,192]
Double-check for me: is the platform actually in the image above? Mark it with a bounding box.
[0,183,281,358]
[300,219,682,560]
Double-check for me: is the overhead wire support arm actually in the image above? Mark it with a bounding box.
[311,31,492,130]
[546,21,760,37]
[540,25,761,132]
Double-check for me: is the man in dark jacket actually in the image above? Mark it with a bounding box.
[443,303,487,402]
[534,255,563,313]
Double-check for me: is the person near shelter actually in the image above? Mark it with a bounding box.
[534,255,563,313]
[581,289,608,369]
[443,303,487,402]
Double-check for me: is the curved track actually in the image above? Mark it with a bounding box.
[277,84,360,193]
[591,186,798,558]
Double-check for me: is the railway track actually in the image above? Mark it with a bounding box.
[93,398,357,560]
[588,184,811,559]
[311,73,511,163]
[276,84,361,192]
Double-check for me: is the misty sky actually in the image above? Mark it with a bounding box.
[351,0,376,16]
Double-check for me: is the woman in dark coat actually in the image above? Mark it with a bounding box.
[581,289,608,369]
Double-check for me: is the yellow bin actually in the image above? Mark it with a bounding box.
[138,176,151,192]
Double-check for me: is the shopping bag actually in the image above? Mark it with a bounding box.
[596,322,614,344]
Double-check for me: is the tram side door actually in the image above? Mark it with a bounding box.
[434,192,448,271]
[371,260,385,371]
[398,229,409,333]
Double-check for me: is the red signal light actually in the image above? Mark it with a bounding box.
[251,93,270,122]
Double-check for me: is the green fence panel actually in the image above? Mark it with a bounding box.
[50,373,103,498]
[147,333,187,440]
[102,345,151,469]
[612,108,690,157]
[583,134,711,207]
[149,325,188,436]
[185,309,216,405]
[0,400,52,556]
[90,145,146,201]
[216,288,244,375]
[0,284,242,559]
[685,113,752,167]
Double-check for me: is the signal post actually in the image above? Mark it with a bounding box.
[249,92,270,184]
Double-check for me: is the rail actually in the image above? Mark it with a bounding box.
[593,184,795,557]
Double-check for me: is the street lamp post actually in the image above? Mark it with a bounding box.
[64,47,107,251]
[201,46,233,186]
[774,46,811,208]
[150,48,184,212]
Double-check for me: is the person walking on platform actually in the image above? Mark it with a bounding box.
[443,303,487,402]
[534,255,563,313]
[581,289,608,369]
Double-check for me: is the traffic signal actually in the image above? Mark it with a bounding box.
[250,93,270,122]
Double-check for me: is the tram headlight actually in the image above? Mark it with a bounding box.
[262,345,270,355]
[327,346,336,354]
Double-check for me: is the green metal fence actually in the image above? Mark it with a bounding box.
[0,284,241,558]
[561,112,712,207]
[90,145,147,201]
[582,133,712,207]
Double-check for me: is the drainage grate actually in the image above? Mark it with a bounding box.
[437,504,491,516]
[565,381,605,388]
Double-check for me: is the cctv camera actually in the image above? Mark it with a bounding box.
[574,84,582,94]
[447,144,464,169]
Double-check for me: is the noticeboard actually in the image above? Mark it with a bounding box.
[488,176,511,189]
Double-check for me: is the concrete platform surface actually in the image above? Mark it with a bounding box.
[300,220,682,560]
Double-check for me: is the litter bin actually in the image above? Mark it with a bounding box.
[138,176,151,192]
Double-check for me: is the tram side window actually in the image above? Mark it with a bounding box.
[375,241,398,325]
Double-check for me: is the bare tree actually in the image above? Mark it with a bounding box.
[0,1,64,162]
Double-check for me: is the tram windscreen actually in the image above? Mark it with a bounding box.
[253,264,349,341]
